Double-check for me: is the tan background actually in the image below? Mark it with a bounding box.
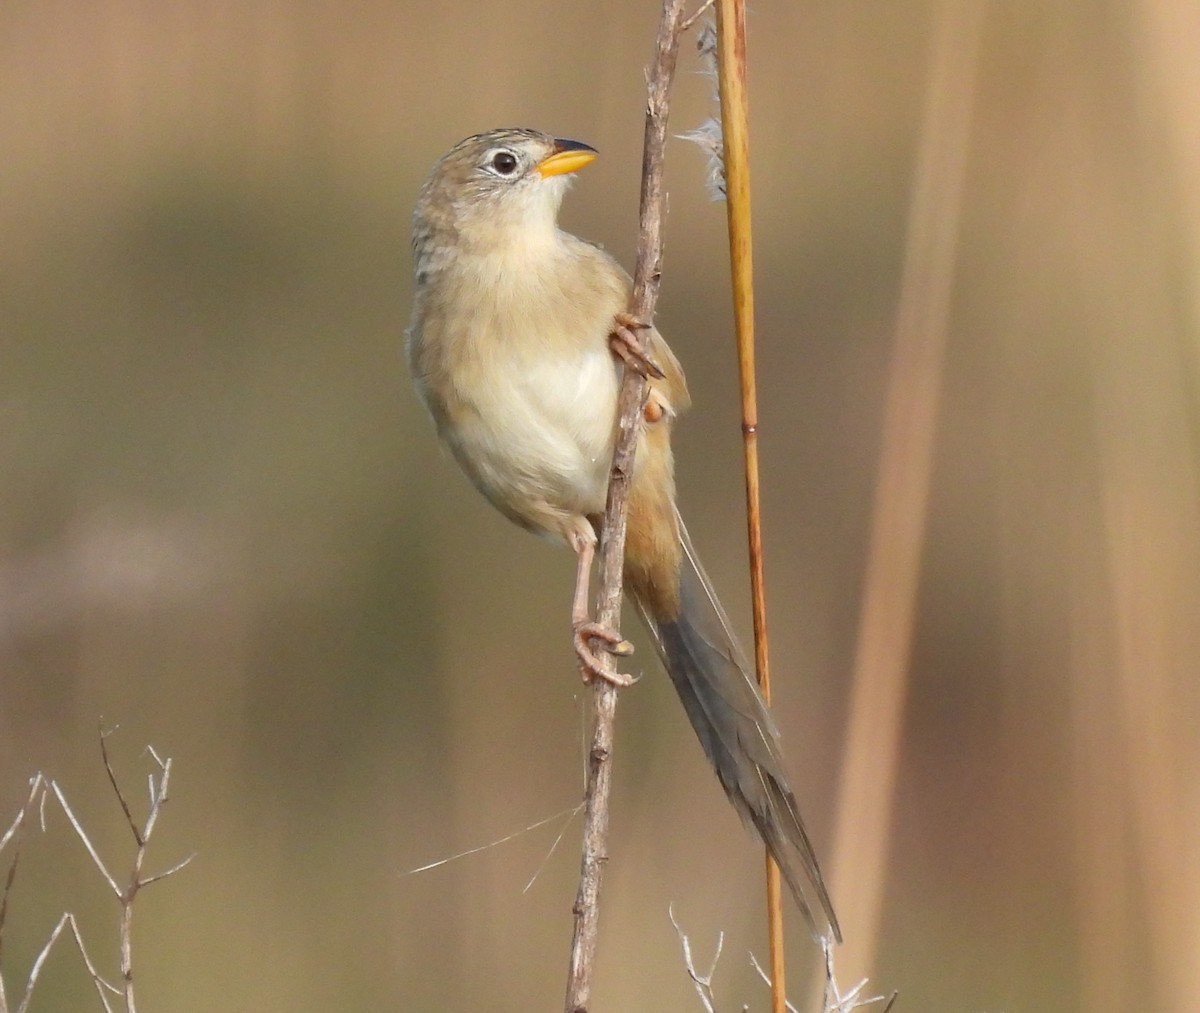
[2,2,1198,1011]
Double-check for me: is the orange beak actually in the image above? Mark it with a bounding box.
[536,138,598,178]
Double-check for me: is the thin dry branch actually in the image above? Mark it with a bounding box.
[669,907,724,1013]
[1,775,121,1013]
[750,937,895,1013]
[0,776,45,857]
[0,737,191,1013]
[18,913,120,1013]
[100,728,141,847]
[51,783,121,897]
[681,0,716,32]
[562,0,690,1009]
[0,775,50,1013]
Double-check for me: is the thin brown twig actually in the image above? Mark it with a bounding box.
[669,907,723,1013]
[681,0,716,32]
[55,738,192,1013]
[1,743,190,1013]
[18,913,120,1013]
[0,777,45,856]
[0,775,50,1013]
[100,726,142,847]
[562,0,690,1009]
[50,783,121,896]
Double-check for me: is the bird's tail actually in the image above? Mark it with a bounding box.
[631,512,841,942]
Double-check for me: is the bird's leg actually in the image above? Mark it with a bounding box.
[609,312,666,380]
[570,531,637,687]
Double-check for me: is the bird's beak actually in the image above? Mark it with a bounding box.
[536,138,598,178]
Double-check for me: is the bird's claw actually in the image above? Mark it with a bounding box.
[609,313,666,380]
[573,621,639,687]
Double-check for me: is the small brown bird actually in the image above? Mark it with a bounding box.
[407,127,839,939]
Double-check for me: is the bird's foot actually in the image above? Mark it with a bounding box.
[573,620,639,687]
[609,313,666,380]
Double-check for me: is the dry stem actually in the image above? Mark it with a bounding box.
[752,937,895,1013]
[711,0,796,1009]
[562,0,690,1009]
[0,733,192,1013]
[669,907,724,1013]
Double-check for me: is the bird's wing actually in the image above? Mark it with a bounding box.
[646,327,691,415]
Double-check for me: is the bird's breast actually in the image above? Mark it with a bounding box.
[448,337,621,525]
[411,248,628,528]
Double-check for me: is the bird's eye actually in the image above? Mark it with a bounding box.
[490,151,519,175]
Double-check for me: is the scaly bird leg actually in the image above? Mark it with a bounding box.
[570,532,637,687]
[609,312,666,380]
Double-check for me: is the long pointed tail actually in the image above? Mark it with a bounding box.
[633,515,841,941]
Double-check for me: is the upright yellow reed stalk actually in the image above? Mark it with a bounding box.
[713,2,788,1010]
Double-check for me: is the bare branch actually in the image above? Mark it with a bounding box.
[562,2,691,1011]
[114,747,174,1013]
[16,913,120,1013]
[750,951,800,1012]
[681,0,716,32]
[0,777,48,1013]
[65,914,123,1007]
[0,776,46,855]
[100,725,142,847]
[50,782,121,897]
[1,740,189,1013]
[750,936,893,1013]
[139,851,197,888]
[138,755,171,844]
[669,906,724,1013]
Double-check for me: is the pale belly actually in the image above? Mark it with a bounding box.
[441,343,622,533]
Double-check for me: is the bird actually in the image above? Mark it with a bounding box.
[407,127,840,941]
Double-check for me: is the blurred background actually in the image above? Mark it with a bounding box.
[2,2,1198,1010]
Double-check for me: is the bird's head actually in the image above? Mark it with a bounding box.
[412,128,597,280]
